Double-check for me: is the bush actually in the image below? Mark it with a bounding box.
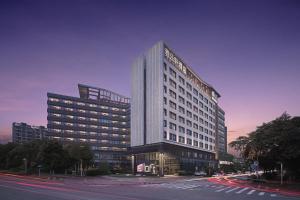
[86,161,111,176]
[86,168,110,176]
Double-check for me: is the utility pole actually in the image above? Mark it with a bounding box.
[80,159,83,177]
[280,162,283,185]
[23,158,27,174]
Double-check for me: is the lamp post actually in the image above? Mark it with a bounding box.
[279,162,283,185]
[23,158,27,174]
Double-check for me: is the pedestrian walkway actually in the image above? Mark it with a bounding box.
[140,180,279,198]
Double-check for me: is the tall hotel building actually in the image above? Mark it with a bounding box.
[47,84,130,168]
[131,41,223,175]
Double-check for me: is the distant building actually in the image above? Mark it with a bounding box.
[130,41,222,175]
[47,84,130,168]
[12,122,47,144]
[215,106,227,157]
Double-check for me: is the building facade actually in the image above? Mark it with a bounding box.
[215,106,227,157]
[131,41,222,175]
[12,122,47,144]
[47,84,130,169]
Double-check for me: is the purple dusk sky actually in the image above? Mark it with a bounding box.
[0,0,299,144]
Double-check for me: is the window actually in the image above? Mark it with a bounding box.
[164,97,167,105]
[193,88,198,96]
[179,96,185,105]
[179,126,185,133]
[199,110,204,116]
[187,129,192,136]
[193,114,198,121]
[163,74,167,82]
[169,133,177,141]
[163,85,167,93]
[187,120,192,127]
[199,102,203,108]
[169,78,177,89]
[187,101,192,109]
[187,110,192,118]
[187,138,192,145]
[205,106,208,111]
[199,93,203,100]
[163,131,167,139]
[164,62,167,71]
[169,100,177,110]
[169,122,177,130]
[193,106,198,113]
[169,67,176,78]
[186,92,192,100]
[205,144,208,149]
[193,97,198,104]
[163,120,167,127]
[179,86,185,95]
[199,126,203,132]
[186,83,192,91]
[193,140,198,147]
[204,97,208,104]
[163,109,167,116]
[205,136,208,141]
[179,76,185,85]
[200,142,203,148]
[169,89,176,99]
[179,136,185,143]
[193,123,198,129]
[169,111,176,120]
[179,116,185,124]
[199,134,204,140]
[179,106,185,114]
[193,132,198,138]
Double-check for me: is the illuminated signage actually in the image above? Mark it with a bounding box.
[164,47,187,75]
[137,163,145,172]
[164,46,218,100]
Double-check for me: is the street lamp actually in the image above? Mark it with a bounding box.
[23,158,27,174]
[277,161,283,185]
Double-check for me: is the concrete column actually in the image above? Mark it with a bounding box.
[159,153,164,176]
[131,155,135,175]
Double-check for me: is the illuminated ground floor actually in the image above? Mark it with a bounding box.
[130,142,217,176]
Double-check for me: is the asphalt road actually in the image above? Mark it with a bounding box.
[0,173,299,200]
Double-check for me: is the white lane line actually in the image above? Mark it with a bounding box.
[258,192,265,196]
[225,187,240,193]
[215,185,225,189]
[247,189,256,195]
[216,186,231,192]
[236,187,249,194]
[270,194,277,197]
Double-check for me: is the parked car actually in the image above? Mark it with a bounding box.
[194,171,207,176]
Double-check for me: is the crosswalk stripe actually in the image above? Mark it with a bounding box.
[216,186,231,192]
[225,187,240,193]
[258,192,265,196]
[215,185,224,189]
[236,187,249,194]
[270,194,277,197]
[247,189,256,195]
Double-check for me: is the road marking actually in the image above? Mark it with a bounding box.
[270,194,277,197]
[215,185,224,189]
[247,189,256,195]
[258,192,265,196]
[216,186,231,192]
[225,187,240,193]
[236,187,249,194]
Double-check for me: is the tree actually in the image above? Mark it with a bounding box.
[229,113,300,180]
